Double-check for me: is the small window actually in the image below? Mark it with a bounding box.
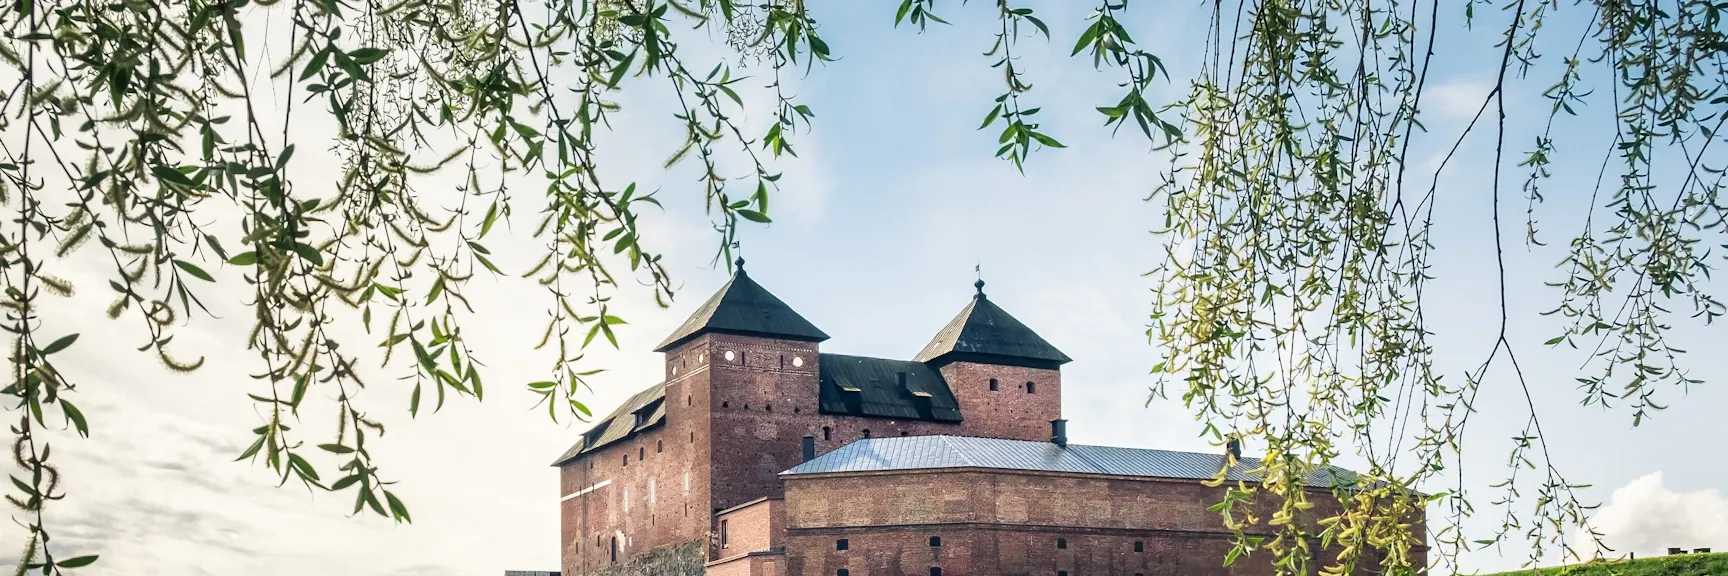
[930,569,942,576]
[1056,538,1067,549]
[1027,381,1036,393]
[622,455,628,466]
[639,447,645,460]
[720,519,729,547]
[901,431,910,437]
[1134,540,1144,552]
[657,440,664,453]
[836,539,849,551]
[1058,572,1067,576]
[780,354,785,369]
[837,571,849,576]
[989,378,999,391]
[766,404,773,412]
[823,427,832,441]
[690,431,696,443]
[610,537,618,563]
[722,401,729,408]
[861,429,871,438]
[687,395,692,406]
[929,536,942,547]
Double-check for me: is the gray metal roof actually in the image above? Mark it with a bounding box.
[817,354,963,422]
[781,435,1360,489]
[654,263,828,352]
[913,284,1071,367]
[550,382,667,466]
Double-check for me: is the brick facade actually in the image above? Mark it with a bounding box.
[782,469,1424,576]
[555,274,1426,576]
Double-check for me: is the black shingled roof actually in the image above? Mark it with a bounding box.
[654,264,828,352]
[913,283,1071,367]
[817,354,963,422]
[549,382,667,466]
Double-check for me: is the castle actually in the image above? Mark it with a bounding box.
[552,261,1424,576]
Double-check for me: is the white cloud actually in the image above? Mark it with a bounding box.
[1428,77,1495,121]
[1573,472,1728,558]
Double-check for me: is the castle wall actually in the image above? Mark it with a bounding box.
[781,468,1420,576]
[560,346,715,575]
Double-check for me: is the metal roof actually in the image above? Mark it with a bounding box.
[781,435,1360,489]
[550,382,667,466]
[913,283,1071,367]
[654,263,828,352]
[817,354,963,422]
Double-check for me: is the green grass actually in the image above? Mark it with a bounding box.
[1480,553,1728,576]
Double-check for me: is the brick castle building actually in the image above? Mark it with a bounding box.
[552,261,1424,575]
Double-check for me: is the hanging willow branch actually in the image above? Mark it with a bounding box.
[2,0,1721,574]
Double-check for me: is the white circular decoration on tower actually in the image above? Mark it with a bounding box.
[792,356,804,368]
[724,350,736,362]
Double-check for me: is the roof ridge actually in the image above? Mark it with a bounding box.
[939,435,975,467]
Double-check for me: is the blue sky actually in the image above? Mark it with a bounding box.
[7,1,1727,575]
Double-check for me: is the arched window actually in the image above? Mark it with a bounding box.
[657,440,663,453]
[639,447,645,460]
[622,455,628,466]
[900,431,910,436]
[610,537,618,563]
[822,426,832,441]
[861,429,871,438]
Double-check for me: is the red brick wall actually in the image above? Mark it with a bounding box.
[559,342,716,575]
[703,333,826,512]
[786,526,1263,576]
[714,498,785,559]
[782,469,1418,576]
[938,361,1061,441]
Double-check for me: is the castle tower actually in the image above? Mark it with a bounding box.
[913,279,1070,442]
[654,258,828,512]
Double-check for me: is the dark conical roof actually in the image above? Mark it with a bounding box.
[913,281,1070,367]
[654,260,828,352]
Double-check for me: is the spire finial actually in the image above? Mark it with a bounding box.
[734,256,746,274]
[973,264,985,298]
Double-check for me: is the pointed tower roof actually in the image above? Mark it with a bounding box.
[654,258,828,352]
[913,279,1071,367]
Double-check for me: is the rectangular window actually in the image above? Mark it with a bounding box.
[1027,381,1037,394]
[1056,537,1066,549]
[720,519,729,548]
[929,536,941,547]
[836,539,849,551]
[1134,540,1144,552]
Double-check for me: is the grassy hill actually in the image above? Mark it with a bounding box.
[1480,553,1728,576]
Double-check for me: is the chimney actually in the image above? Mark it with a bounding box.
[1050,419,1068,448]
[1226,438,1242,460]
[800,435,816,463]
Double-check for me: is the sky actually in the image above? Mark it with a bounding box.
[5,1,1728,575]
